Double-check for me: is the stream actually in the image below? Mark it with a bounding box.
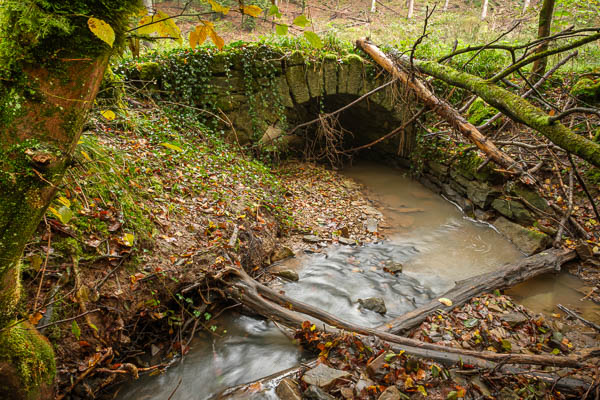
[116,162,600,400]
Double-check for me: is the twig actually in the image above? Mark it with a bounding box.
[34,221,52,310]
[478,51,578,129]
[56,348,114,400]
[549,107,600,123]
[409,5,436,72]
[36,309,101,330]
[286,79,397,136]
[568,153,600,221]
[168,378,183,400]
[461,22,520,69]
[557,304,600,332]
[554,169,574,247]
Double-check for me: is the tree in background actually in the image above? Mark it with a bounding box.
[481,0,489,19]
[531,0,556,77]
[0,1,142,398]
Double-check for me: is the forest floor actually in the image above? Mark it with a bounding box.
[23,92,600,398]
[18,1,600,398]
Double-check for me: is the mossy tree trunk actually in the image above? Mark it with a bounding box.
[408,59,600,168]
[0,1,141,398]
[531,0,556,78]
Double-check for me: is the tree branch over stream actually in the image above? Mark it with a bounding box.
[356,38,600,168]
[222,247,597,375]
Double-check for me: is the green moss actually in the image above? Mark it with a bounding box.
[571,78,600,102]
[139,61,162,81]
[0,321,56,398]
[467,97,498,125]
[585,167,600,185]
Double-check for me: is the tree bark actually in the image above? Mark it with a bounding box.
[481,0,489,19]
[0,55,109,400]
[356,38,525,176]
[531,0,556,78]
[407,0,415,18]
[0,2,142,398]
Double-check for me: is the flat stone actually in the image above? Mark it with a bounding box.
[275,378,302,400]
[491,198,535,225]
[378,385,401,400]
[501,312,528,327]
[276,269,299,281]
[493,217,551,255]
[508,182,550,213]
[338,237,356,246]
[271,246,294,263]
[303,235,322,243]
[358,297,387,314]
[465,180,499,208]
[303,385,335,400]
[366,218,378,233]
[302,364,351,389]
[366,351,394,379]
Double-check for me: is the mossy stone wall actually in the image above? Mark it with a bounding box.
[121,46,414,158]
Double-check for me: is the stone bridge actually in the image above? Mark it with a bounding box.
[124,44,416,159]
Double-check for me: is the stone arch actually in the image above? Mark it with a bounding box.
[262,51,417,160]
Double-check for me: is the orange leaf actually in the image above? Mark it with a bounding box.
[29,312,43,325]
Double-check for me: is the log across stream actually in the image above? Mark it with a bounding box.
[116,162,600,400]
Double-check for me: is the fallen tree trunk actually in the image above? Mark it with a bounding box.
[355,38,526,178]
[379,248,577,334]
[225,248,593,370]
[220,254,594,397]
[218,358,591,399]
[380,48,600,168]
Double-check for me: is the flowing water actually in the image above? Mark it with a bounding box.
[115,314,308,400]
[116,162,599,400]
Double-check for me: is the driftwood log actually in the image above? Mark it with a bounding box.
[379,248,577,334]
[219,247,593,397]
[225,248,594,371]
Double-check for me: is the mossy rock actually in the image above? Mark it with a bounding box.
[467,97,498,126]
[138,61,161,82]
[491,198,535,225]
[506,182,549,213]
[0,321,56,400]
[585,167,600,186]
[570,78,600,102]
[494,217,550,255]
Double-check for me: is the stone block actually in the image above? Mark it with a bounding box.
[491,198,535,225]
[493,217,551,255]
[285,65,310,104]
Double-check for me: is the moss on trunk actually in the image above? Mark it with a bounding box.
[0,321,56,400]
[0,1,143,397]
[415,60,600,168]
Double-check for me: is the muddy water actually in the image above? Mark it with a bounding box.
[278,163,524,326]
[506,272,600,323]
[118,162,597,399]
